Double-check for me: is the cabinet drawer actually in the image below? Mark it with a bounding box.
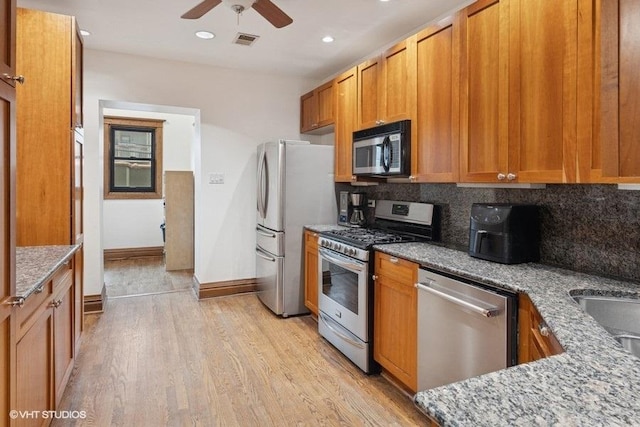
[16,280,53,340]
[375,252,417,284]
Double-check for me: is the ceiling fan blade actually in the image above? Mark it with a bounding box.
[252,0,293,28]
[181,0,222,19]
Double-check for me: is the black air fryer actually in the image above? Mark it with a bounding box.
[468,203,540,264]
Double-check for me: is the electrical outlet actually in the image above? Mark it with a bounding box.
[209,173,224,184]
[367,199,376,208]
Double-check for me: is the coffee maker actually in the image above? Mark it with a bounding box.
[338,191,367,227]
[349,192,367,227]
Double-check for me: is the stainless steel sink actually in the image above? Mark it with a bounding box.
[572,295,640,358]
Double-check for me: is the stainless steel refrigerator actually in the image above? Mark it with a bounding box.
[256,140,336,316]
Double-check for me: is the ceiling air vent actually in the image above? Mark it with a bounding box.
[233,32,260,46]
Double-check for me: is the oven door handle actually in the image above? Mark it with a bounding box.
[318,247,365,272]
[318,312,365,349]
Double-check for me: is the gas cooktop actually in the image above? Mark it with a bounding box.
[320,227,418,249]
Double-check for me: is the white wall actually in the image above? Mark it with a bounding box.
[102,109,195,250]
[83,49,315,295]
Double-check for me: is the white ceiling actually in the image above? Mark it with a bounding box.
[16,0,474,80]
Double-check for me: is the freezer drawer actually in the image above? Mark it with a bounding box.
[256,224,284,257]
[256,246,284,315]
[416,268,516,390]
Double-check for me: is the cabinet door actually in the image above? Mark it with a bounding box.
[357,57,380,130]
[315,81,334,128]
[334,67,358,182]
[414,17,460,182]
[53,283,74,406]
[600,0,640,182]
[72,18,83,129]
[300,89,318,133]
[373,252,418,392]
[518,293,563,364]
[74,248,83,345]
[16,308,54,427]
[0,0,15,86]
[508,0,586,183]
[303,230,319,316]
[378,37,416,126]
[459,0,510,182]
[0,29,16,425]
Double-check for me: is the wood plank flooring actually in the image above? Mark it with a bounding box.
[53,290,428,426]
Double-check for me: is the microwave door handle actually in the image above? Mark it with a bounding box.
[474,230,488,253]
[382,136,391,172]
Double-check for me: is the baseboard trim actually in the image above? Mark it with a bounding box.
[84,283,107,314]
[104,246,164,261]
[194,277,258,300]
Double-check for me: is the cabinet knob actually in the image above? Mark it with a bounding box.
[538,323,550,337]
[372,275,378,281]
[51,299,63,308]
[3,74,25,84]
[507,173,517,181]
[497,173,506,181]
[34,284,45,294]
[389,257,399,264]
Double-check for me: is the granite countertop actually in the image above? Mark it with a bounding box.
[374,242,640,426]
[16,245,80,300]
[304,224,349,233]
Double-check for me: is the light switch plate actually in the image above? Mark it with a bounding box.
[209,173,224,184]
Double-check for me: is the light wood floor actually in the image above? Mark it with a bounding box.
[53,290,427,426]
[104,257,193,297]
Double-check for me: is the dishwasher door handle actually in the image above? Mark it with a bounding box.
[415,282,499,318]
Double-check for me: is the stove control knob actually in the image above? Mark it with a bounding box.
[349,249,356,256]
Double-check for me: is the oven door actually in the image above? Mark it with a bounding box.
[317,247,368,341]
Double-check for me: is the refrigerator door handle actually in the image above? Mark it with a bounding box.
[257,148,266,219]
[255,246,276,262]
[256,227,277,238]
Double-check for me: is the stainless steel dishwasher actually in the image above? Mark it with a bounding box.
[416,267,517,390]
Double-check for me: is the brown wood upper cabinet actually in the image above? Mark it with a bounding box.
[357,38,416,131]
[334,67,358,182]
[16,8,84,246]
[459,0,594,184]
[300,80,334,133]
[598,0,640,182]
[413,16,461,183]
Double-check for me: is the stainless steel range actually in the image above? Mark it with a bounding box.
[317,200,440,373]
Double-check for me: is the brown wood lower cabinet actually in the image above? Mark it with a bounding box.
[303,230,319,316]
[518,293,564,363]
[373,251,418,393]
[16,259,77,426]
[16,307,54,427]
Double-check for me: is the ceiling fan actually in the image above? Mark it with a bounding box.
[181,0,293,28]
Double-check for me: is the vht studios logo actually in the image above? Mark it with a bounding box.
[9,410,87,420]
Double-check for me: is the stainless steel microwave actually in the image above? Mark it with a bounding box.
[352,120,411,177]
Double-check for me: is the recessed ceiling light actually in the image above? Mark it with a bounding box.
[195,31,215,40]
[379,0,391,2]
[80,29,91,36]
[322,35,334,43]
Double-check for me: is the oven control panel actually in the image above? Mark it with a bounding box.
[318,237,369,262]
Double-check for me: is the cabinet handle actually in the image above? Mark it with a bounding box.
[538,322,550,337]
[389,257,399,264]
[51,299,63,308]
[8,297,25,308]
[3,74,25,84]
[507,173,517,181]
[34,284,45,294]
[497,173,506,181]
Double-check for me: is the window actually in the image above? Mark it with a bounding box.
[104,116,164,199]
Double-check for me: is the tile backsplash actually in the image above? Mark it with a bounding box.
[338,183,640,283]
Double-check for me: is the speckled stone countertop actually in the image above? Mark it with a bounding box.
[375,242,640,426]
[16,245,80,300]
[304,224,348,233]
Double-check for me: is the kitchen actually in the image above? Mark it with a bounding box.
[2,0,640,425]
